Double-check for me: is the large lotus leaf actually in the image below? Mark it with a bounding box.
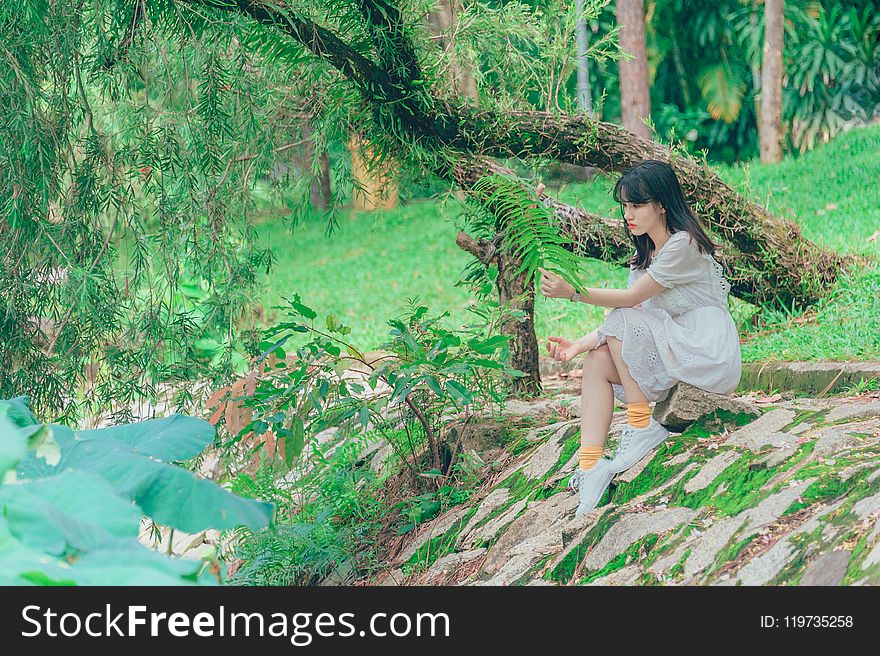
[0,415,27,478]
[1,470,141,555]
[0,518,77,586]
[68,539,214,586]
[19,434,273,533]
[77,414,216,462]
[0,396,40,428]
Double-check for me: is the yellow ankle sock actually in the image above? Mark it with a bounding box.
[579,445,604,470]
[627,402,652,429]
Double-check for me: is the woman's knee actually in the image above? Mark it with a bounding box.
[583,344,612,373]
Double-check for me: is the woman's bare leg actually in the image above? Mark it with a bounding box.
[580,344,621,448]
[605,336,649,405]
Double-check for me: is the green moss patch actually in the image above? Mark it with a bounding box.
[545,509,623,583]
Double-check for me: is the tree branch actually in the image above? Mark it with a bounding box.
[356,0,423,82]
[176,0,854,310]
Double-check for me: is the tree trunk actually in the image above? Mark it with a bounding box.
[760,0,784,163]
[575,0,595,117]
[428,0,479,103]
[455,111,851,309]
[454,230,540,397]
[616,0,652,139]
[670,39,692,107]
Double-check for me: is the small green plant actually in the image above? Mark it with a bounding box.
[235,295,523,479]
[842,377,880,396]
[227,435,389,586]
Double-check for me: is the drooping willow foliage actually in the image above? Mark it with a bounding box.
[1,0,617,420]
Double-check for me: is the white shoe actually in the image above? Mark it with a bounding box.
[607,419,670,473]
[570,459,616,516]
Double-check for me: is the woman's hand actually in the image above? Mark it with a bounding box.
[546,336,581,362]
[539,268,575,299]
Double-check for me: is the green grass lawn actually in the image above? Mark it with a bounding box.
[253,124,880,362]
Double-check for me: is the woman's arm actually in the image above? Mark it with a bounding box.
[577,330,600,351]
[539,268,666,307]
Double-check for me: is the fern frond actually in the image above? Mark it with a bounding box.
[470,175,584,292]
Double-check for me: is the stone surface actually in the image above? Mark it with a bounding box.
[584,507,695,571]
[862,527,880,570]
[525,419,578,443]
[616,447,663,483]
[851,491,880,521]
[683,516,743,579]
[754,444,799,468]
[648,541,690,576]
[725,409,797,451]
[455,488,512,550]
[544,507,610,574]
[374,389,880,587]
[679,480,814,581]
[734,536,796,586]
[458,499,528,550]
[521,423,577,480]
[422,548,486,584]
[501,396,578,419]
[663,451,693,467]
[825,400,880,423]
[653,382,760,431]
[479,493,579,584]
[742,480,815,533]
[789,422,813,435]
[799,550,851,586]
[684,451,741,493]
[630,463,700,504]
[739,361,880,396]
[733,497,850,586]
[812,424,873,456]
[378,568,407,585]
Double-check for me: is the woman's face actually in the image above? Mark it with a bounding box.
[622,200,666,237]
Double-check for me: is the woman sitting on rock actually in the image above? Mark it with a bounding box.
[539,160,742,516]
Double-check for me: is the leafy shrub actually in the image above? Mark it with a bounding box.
[220,297,520,584]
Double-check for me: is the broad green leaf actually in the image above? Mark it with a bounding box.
[286,417,304,467]
[698,62,747,123]
[445,380,473,405]
[425,375,444,396]
[77,414,215,462]
[290,300,317,320]
[68,540,214,586]
[0,518,77,586]
[16,427,273,533]
[1,471,141,555]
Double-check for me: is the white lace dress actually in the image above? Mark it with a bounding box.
[595,230,742,403]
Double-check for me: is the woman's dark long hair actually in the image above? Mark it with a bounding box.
[612,160,716,269]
